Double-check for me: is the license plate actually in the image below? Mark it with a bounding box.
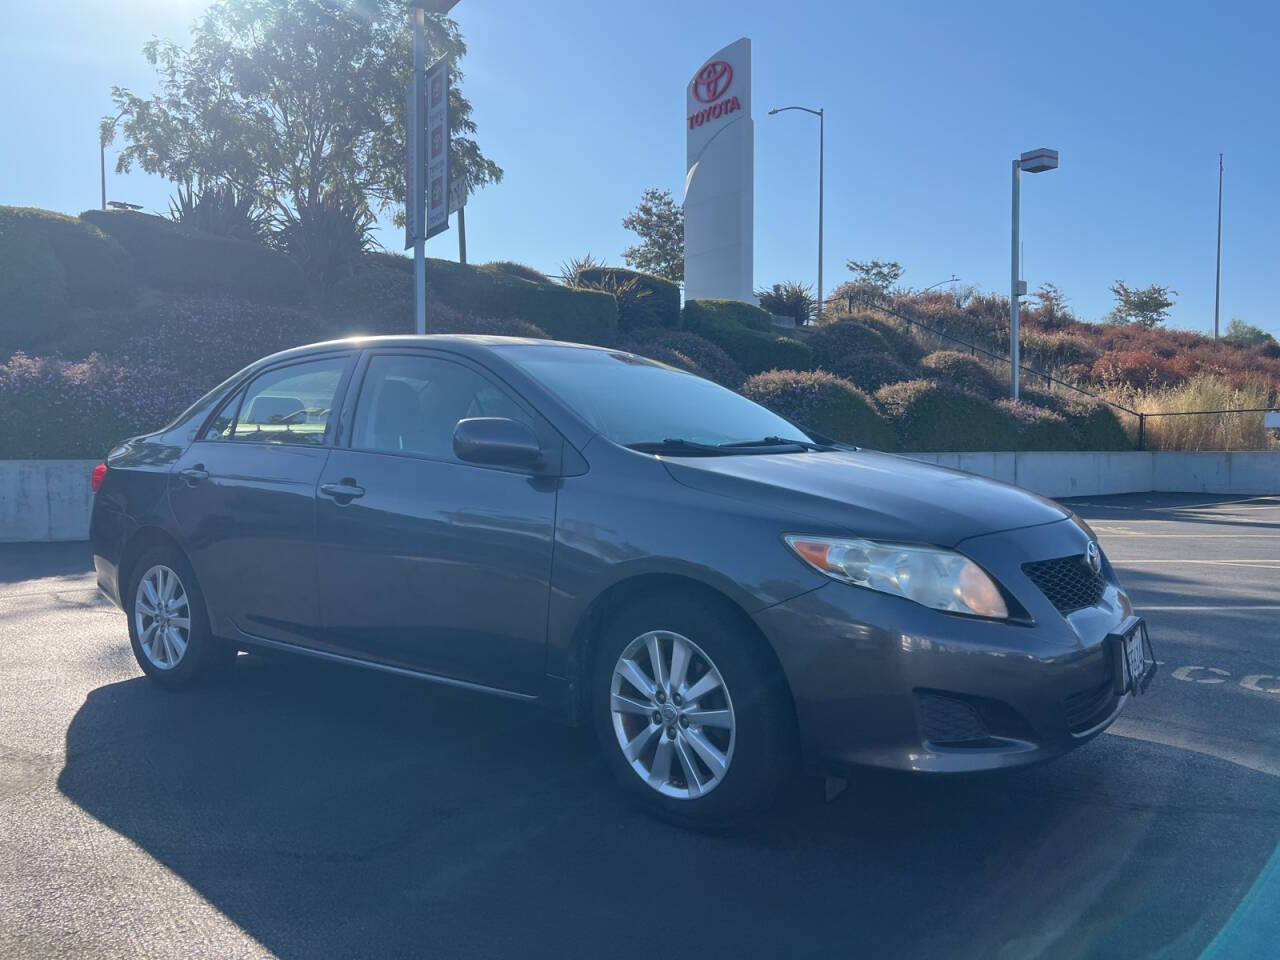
[1121,621,1152,693]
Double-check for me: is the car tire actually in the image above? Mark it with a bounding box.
[591,593,796,828]
[125,544,236,690]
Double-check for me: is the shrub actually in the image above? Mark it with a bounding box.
[326,256,414,334]
[81,209,306,305]
[0,220,68,341]
[808,320,914,391]
[741,370,896,449]
[1022,389,1133,451]
[482,261,549,284]
[684,298,773,333]
[625,330,746,388]
[1091,349,1180,389]
[426,257,618,346]
[169,184,267,242]
[574,266,680,331]
[852,311,926,362]
[1020,328,1098,370]
[996,399,1080,450]
[682,299,812,374]
[0,206,134,317]
[275,192,376,282]
[920,350,1003,399]
[875,379,1020,451]
[755,282,814,326]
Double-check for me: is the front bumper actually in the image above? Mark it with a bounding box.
[754,517,1149,774]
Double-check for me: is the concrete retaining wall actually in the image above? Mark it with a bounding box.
[1,452,1277,542]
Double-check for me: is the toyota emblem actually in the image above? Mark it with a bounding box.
[1085,541,1101,575]
[692,60,733,103]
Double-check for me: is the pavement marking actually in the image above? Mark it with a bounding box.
[1241,675,1280,695]
[1096,532,1280,538]
[1109,559,1280,567]
[1172,666,1230,684]
[1138,604,1280,611]
[1105,720,1280,777]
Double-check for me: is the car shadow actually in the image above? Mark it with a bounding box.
[59,654,1277,959]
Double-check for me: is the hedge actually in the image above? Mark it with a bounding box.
[920,350,1003,399]
[575,266,681,331]
[1,207,136,353]
[481,261,550,284]
[1023,388,1133,450]
[742,369,896,449]
[830,308,925,362]
[875,379,1021,452]
[997,399,1080,450]
[682,299,812,374]
[422,257,618,346]
[626,330,746,388]
[685,298,773,333]
[809,320,915,391]
[80,209,307,305]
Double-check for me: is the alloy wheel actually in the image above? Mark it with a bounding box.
[134,564,191,670]
[609,630,736,799]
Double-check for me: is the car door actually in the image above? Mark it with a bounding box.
[313,349,560,694]
[169,352,356,647]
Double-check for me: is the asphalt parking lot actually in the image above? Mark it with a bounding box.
[2,494,1278,959]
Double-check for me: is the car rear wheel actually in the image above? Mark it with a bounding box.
[592,593,795,827]
[126,545,235,689]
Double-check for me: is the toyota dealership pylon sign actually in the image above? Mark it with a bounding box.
[684,38,753,304]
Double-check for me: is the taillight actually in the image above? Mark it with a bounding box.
[91,463,108,493]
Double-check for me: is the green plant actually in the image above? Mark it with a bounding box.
[169,184,267,242]
[1022,389,1132,450]
[997,399,1080,450]
[482,261,549,284]
[1222,318,1274,348]
[808,320,913,391]
[1106,281,1177,328]
[0,215,69,336]
[741,369,896,449]
[1,206,135,314]
[81,209,306,305]
[572,265,680,332]
[920,350,1002,399]
[625,330,746,388]
[276,192,376,281]
[755,282,814,326]
[682,300,812,373]
[845,258,904,292]
[875,379,1020,451]
[621,187,684,282]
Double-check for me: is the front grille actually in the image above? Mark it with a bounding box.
[1022,553,1106,615]
[916,692,988,744]
[1064,677,1118,733]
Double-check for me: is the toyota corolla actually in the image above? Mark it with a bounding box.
[90,336,1155,826]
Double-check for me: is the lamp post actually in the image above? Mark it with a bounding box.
[1010,147,1058,399]
[99,110,127,211]
[768,105,823,322]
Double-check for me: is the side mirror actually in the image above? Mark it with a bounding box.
[452,417,543,468]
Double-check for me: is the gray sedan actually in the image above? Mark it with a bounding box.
[90,336,1155,826]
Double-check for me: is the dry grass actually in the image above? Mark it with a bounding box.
[1104,375,1276,451]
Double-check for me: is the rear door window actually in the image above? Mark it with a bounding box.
[227,358,349,446]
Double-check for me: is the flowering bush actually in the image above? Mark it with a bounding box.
[741,370,895,449]
[919,350,1003,399]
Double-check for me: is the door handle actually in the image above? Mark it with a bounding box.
[178,465,209,485]
[320,481,365,501]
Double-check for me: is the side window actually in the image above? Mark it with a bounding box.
[200,388,243,441]
[228,357,348,446]
[351,354,532,461]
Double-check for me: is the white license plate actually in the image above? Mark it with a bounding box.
[1123,625,1147,689]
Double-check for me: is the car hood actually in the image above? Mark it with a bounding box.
[661,449,1070,548]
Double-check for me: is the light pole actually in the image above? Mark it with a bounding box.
[768,105,823,322]
[922,275,959,292]
[1213,153,1223,341]
[99,110,127,211]
[1010,147,1058,399]
[409,1,460,334]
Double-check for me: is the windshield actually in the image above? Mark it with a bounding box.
[499,346,815,448]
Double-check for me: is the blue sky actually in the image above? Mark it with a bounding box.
[3,0,1277,335]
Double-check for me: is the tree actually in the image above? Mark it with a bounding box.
[1107,281,1176,328]
[621,188,684,282]
[1029,282,1076,328]
[845,259,904,292]
[1222,318,1275,347]
[105,0,501,227]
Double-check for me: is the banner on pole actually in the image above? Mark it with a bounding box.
[425,57,450,239]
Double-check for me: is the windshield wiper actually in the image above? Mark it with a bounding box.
[717,436,835,451]
[624,438,735,456]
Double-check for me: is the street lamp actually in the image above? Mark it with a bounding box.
[768,105,824,322]
[1010,147,1058,399]
[99,109,127,211]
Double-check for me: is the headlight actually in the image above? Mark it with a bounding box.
[784,535,1009,619]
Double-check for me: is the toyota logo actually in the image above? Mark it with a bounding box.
[1085,541,1101,576]
[692,60,733,103]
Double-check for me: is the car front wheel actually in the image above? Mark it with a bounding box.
[592,594,795,827]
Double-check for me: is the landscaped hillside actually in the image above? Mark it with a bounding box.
[1,204,1273,458]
